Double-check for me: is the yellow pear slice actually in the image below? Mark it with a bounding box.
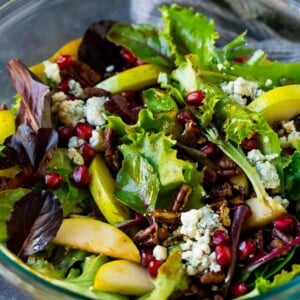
[89,155,130,225]
[248,85,300,123]
[96,64,169,94]
[53,218,140,263]
[243,197,286,230]
[29,38,82,78]
[0,110,15,144]
[94,260,154,296]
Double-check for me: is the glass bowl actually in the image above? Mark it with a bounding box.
[0,0,300,299]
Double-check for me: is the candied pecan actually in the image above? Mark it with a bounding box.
[254,229,265,254]
[241,138,258,151]
[217,156,242,177]
[268,237,284,250]
[61,60,101,87]
[104,94,141,124]
[209,181,232,198]
[103,128,121,173]
[203,165,218,183]
[172,184,192,212]
[0,103,8,110]
[153,209,180,223]
[133,222,158,247]
[158,223,170,241]
[83,86,111,98]
[213,200,231,227]
[199,271,225,284]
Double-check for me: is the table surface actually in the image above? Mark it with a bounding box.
[0,279,30,300]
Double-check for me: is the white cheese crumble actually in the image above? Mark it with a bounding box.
[67,148,84,165]
[68,136,85,149]
[247,149,280,189]
[153,245,168,261]
[51,91,67,113]
[89,128,105,151]
[179,206,223,276]
[58,99,86,126]
[221,77,263,106]
[68,79,84,98]
[85,96,108,126]
[279,120,300,149]
[43,60,61,84]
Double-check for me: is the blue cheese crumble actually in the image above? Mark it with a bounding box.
[85,96,109,126]
[279,120,300,149]
[221,77,262,106]
[58,99,86,126]
[179,206,223,276]
[247,149,280,189]
[43,60,61,84]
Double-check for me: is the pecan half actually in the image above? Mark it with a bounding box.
[172,184,192,212]
[103,128,121,173]
[199,271,225,284]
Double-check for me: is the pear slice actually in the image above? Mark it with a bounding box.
[94,260,154,296]
[29,38,82,78]
[53,218,140,263]
[89,155,130,225]
[248,85,300,123]
[96,64,169,94]
[243,197,286,230]
[0,110,15,144]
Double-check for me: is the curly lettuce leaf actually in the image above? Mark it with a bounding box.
[160,4,218,65]
[0,188,30,242]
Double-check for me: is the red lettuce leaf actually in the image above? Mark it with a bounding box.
[6,190,63,260]
[6,59,52,130]
[78,20,125,77]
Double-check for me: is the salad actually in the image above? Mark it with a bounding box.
[1,3,300,299]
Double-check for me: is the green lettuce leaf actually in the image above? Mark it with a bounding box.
[160,4,218,65]
[107,23,174,67]
[284,150,300,201]
[0,188,30,242]
[115,151,160,214]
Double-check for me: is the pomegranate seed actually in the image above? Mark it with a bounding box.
[176,110,194,125]
[185,90,206,106]
[148,259,162,277]
[231,282,248,297]
[45,172,64,188]
[58,78,71,93]
[234,55,249,64]
[273,213,295,233]
[80,143,96,165]
[69,165,90,188]
[241,138,258,151]
[74,122,93,140]
[120,48,137,66]
[238,240,256,261]
[56,55,75,70]
[215,245,232,267]
[141,249,153,267]
[212,230,230,247]
[58,126,74,140]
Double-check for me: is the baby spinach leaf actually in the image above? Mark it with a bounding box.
[115,152,160,214]
[6,190,63,260]
[107,23,174,67]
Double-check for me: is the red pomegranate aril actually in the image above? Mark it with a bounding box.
[273,213,295,233]
[75,122,93,140]
[121,48,137,66]
[45,172,64,188]
[141,249,153,267]
[200,142,218,156]
[56,55,75,70]
[148,259,162,277]
[185,90,206,106]
[176,110,194,125]
[212,230,230,247]
[80,143,96,165]
[58,78,71,93]
[234,55,249,64]
[58,126,74,140]
[215,245,231,267]
[241,138,258,151]
[231,282,248,297]
[70,165,90,188]
[238,240,256,261]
